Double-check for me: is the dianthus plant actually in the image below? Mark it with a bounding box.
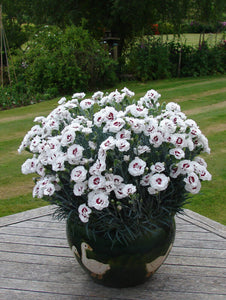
[19,88,211,244]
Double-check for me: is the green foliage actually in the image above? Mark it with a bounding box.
[182,21,226,34]
[13,25,118,97]
[125,38,226,81]
[125,37,172,81]
[0,83,33,110]
[1,0,225,56]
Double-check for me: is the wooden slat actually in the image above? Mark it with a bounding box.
[1,259,225,282]
[0,226,65,238]
[0,243,69,256]
[0,272,226,298]
[9,220,65,229]
[0,206,55,227]
[0,207,225,299]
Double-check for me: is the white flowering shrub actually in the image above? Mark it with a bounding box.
[19,88,211,243]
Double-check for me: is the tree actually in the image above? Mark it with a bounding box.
[190,0,225,45]
[1,0,225,54]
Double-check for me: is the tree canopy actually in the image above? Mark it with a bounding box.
[1,0,225,51]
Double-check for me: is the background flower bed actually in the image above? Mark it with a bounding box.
[1,24,225,110]
[124,37,226,81]
[0,25,119,110]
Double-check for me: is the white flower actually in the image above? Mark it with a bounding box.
[30,136,42,152]
[69,121,82,132]
[36,163,45,176]
[88,175,106,190]
[116,139,130,152]
[104,106,118,121]
[198,134,211,154]
[165,102,181,112]
[122,184,136,196]
[43,183,55,196]
[144,119,158,136]
[145,89,161,103]
[78,204,91,223]
[61,129,75,146]
[51,155,66,172]
[33,116,46,123]
[108,118,125,133]
[126,104,148,117]
[105,174,124,185]
[149,132,163,147]
[46,137,61,152]
[21,158,38,174]
[134,145,151,155]
[159,119,176,133]
[81,127,92,134]
[185,119,198,128]
[178,160,194,174]
[194,157,207,168]
[187,138,195,151]
[89,141,96,150]
[80,99,95,110]
[116,129,131,140]
[33,182,43,198]
[172,134,187,148]
[170,164,181,178]
[104,181,115,194]
[67,144,84,164]
[58,97,67,104]
[185,180,201,194]
[141,173,152,186]
[108,89,121,102]
[98,148,107,161]
[89,159,106,175]
[92,91,104,100]
[93,111,105,127]
[149,173,169,191]
[71,166,87,182]
[114,184,127,199]
[72,92,86,99]
[169,148,185,159]
[195,165,212,181]
[121,87,135,97]
[100,136,116,150]
[151,162,165,173]
[130,118,145,133]
[184,172,200,187]
[73,182,87,196]
[128,157,146,176]
[88,192,109,210]
[147,186,158,195]
[189,127,201,138]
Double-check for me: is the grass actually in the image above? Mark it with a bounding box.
[0,75,225,225]
[157,33,225,47]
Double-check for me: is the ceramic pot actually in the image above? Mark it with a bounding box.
[66,215,175,288]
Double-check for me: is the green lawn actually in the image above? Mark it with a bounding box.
[0,75,225,224]
[157,33,225,47]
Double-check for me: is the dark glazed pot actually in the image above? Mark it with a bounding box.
[66,216,175,288]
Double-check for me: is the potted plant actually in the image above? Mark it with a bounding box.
[19,87,211,287]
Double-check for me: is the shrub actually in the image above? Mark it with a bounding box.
[0,83,33,110]
[125,38,226,80]
[13,25,118,97]
[125,37,172,81]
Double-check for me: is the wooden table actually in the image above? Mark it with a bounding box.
[0,206,225,300]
